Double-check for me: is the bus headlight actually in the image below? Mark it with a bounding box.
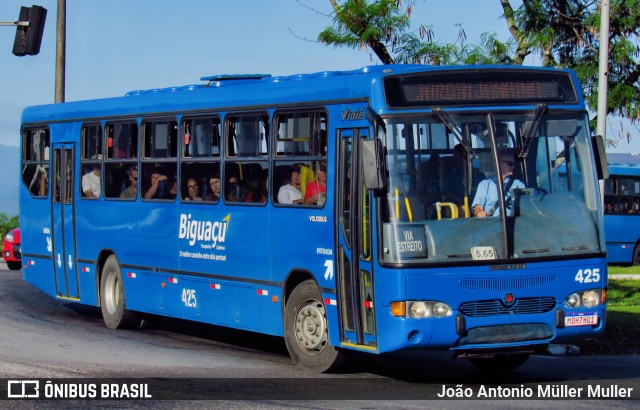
[5,232,14,242]
[582,290,600,308]
[406,301,452,319]
[563,289,603,308]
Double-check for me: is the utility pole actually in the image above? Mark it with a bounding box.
[55,0,66,103]
[596,0,610,139]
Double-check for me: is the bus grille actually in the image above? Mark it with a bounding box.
[459,274,557,291]
[459,297,556,317]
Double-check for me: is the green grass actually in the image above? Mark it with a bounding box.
[574,279,640,355]
[608,265,640,275]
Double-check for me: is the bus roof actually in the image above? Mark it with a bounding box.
[21,64,585,125]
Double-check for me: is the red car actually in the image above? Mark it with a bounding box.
[3,227,21,271]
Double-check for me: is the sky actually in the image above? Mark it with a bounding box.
[1,0,637,152]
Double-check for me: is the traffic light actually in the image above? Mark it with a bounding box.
[12,5,47,56]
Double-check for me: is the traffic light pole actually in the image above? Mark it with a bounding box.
[55,0,66,103]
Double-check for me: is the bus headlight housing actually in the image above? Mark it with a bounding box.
[403,301,452,319]
[5,232,14,242]
[563,289,604,308]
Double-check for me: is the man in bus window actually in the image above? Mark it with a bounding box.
[472,151,525,218]
[205,175,221,201]
[82,164,101,198]
[119,166,138,199]
[225,175,251,202]
[277,164,303,204]
[143,166,176,199]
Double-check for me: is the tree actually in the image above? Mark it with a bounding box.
[316,0,640,138]
[0,212,19,244]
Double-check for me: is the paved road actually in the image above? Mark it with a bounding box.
[0,264,639,408]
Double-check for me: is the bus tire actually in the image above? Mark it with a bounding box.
[284,279,346,373]
[7,261,21,271]
[99,255,141,329]
[633,244,640,266]
[468,353,529,372]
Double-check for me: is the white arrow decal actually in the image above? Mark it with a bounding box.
[324,260,334,281]
[68,255,73,270]
[46,236,52,252]
[57,253,62,268]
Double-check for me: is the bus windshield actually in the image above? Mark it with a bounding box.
[380,110,604,264]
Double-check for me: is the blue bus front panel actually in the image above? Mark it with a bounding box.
[373,257,607,354]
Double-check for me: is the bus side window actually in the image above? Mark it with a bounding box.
[224,113,269,205]
[22,128,50,198]
[272,110,328,207]
[104,122,138,200]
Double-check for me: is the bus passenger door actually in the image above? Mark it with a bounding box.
[336,129,377,349]
[51,144,80,300]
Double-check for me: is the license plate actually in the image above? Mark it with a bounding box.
[565,313,598,327]
[471,246,497,260]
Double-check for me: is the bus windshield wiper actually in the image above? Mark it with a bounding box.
[516,104,547,160]
[431,107,472,155]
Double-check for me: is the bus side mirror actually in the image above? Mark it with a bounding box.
[592,135,609,180]
[362,139,387,190]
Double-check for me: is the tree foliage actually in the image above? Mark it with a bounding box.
[0,213,19,245]
[316,0,640,130]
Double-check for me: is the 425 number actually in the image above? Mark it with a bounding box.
[574,268,601,284]
[181,288,197,308]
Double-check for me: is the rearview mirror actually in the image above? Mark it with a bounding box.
[361,139,387,190]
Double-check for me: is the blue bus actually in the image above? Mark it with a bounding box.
[604,163,640,264]
[19,65,609,372]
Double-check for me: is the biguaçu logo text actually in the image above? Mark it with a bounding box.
[179,213,229,247]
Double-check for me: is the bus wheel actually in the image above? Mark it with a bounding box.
[468,353,529,372]
[100,255,141,329]
[7,261,21,271]
[633,244,640,266]
[284,279,346,372]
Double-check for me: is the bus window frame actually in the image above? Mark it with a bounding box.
[79,123,103,200]
[180,114,222,204]
[223,112,269,206]
[21,126,50,199]
[103,120,139,201]
[272,109,328,208]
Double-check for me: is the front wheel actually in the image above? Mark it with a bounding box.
[100,255,141,329]
[7,261,21,271]
[284,279,346,372]
[468,353,530,372]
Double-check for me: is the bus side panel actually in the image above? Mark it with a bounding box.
[604,214,636,263]
[20,185,56,298]
[271,204,337,338]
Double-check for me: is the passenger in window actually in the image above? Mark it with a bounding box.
[119,167,138,199]
[143,166,177,199]
[82,164,101,198]
[278,164,303,205]
[184,178,203,201]
[605,203,614,213]
[226,175,251,202]
[472,152,525,218]
[255,172,269,203]
[205,175,221,201]
[304,162,327,205]
[28,165,48,196]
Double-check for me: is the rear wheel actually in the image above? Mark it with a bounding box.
[284,279,346,372]
[7,261,21,271]
[100,255,141,329]
[632,244,640,266]
[468,353,530,372]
